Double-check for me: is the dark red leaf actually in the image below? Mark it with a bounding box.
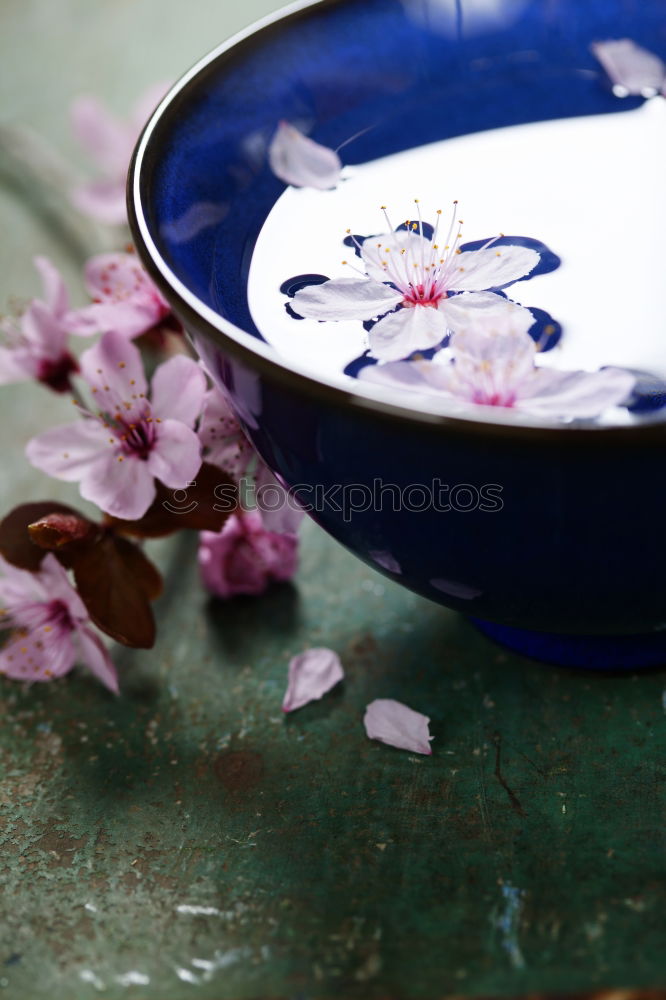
[0,502,86,570]
[69,534,163,648]
[107,463,238,538]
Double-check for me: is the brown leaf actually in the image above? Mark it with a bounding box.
[28,512,97,551]
[0,502,86,570]
[69,534,163,648]
[107,463,238,537]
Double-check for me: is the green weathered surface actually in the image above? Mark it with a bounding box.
[1,2,665,998]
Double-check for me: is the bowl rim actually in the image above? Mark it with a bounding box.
[128,0,665,446]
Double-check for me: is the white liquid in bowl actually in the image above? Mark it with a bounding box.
[248,99,666,423]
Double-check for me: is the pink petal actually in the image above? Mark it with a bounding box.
[70,96,133,177]
[26,419,112,483]
[369,550,402,574]
[150,355,206,426]
[36,554,88,621]
[517,366,636,418]
[591,39,665,97]
[292,278,402,322]
[368,306,446,362]
[363,699,433,754]
[20,301,67,357]
[198,388,255,479]
[442,291,535,338]
[204,435,255,481]
[80,330,147,415]
[268,122,342,190]
[0,555,51,606]
[450,246,539,292]
[146,421,202,489]
[76,628,119,693]
[282,647,344,712]
[72,299,159,338]
[34,256,69,316]
[0,627,75,684]
[0,345,36,384]
[254,463,305,534]
[450,324,536,376]
[430,577,482,599]
[71,179,128,226]
[359,358,439,392]
[84,252,156,301]
[80,450,156,520]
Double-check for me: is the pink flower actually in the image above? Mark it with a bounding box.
[70,83,168,225]
[254,461,305,535]
[361,326,635,420]
[363,699,433,755]
[26,331,205,520]
[0,257,91,392]
[0,554,118,692]
[198,386,305,533]
[198,511,298,599]
[72,252,179,340]
[282,648,344,712]
[268,121,343,190]
[291,203,539,361]
[198,386,255,479]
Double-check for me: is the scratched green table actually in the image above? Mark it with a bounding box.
[1,3,665,997]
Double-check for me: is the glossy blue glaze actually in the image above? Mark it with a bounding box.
[130,0,666,669]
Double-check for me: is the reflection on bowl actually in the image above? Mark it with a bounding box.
[129,0,666,669]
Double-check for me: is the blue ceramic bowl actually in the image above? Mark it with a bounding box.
[129,0,666,670]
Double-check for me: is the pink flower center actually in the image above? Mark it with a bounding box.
[345,201,483,308]
[47,599,76,631]
[37,353,79,394]
[402,283,445,308]
[6,598,75,634]
[472,389,517,408]
[113,413,157,460]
